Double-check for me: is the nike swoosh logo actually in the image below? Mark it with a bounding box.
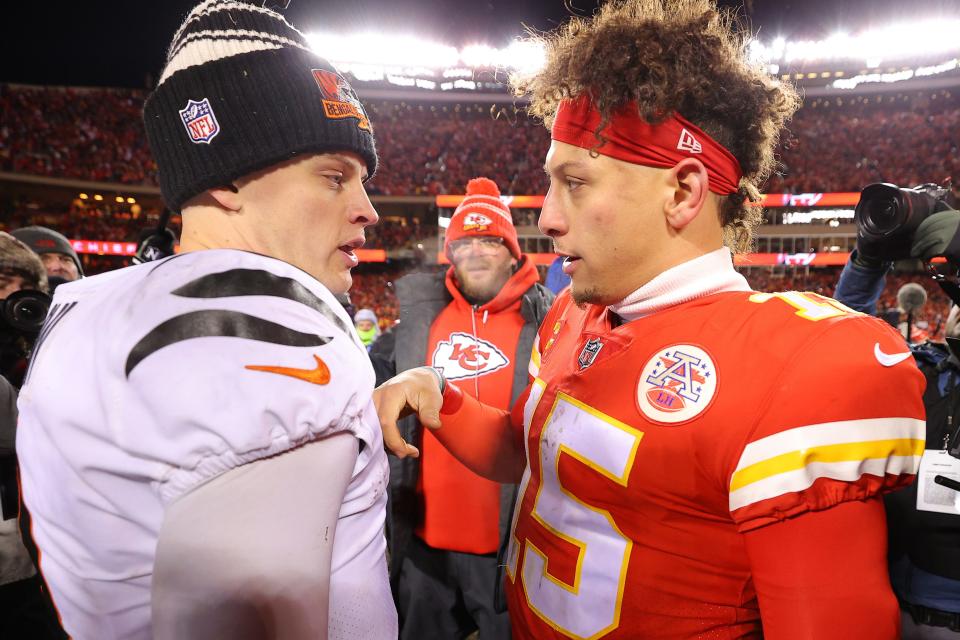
[245,354,330,385]
[874,343,912,367]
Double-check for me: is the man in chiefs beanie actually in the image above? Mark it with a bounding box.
[370,178,554,639]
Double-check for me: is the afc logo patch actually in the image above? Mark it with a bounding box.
[637,344,717,425]
[462,213,492,232]
[311,68,371,131]
[179,98,220,144]
[432,332,509,380]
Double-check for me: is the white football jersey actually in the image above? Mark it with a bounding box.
[16,249,395,639]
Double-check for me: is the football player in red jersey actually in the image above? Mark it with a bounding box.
[375,1,926,638]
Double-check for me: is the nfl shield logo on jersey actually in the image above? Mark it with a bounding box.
[577,338,603,370]
[637,344,718,424]
[179,98,220,144]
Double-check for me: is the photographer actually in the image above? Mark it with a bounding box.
[836,184,960,638]
[0,232,63,638]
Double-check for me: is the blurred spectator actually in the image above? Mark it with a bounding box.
[11,226,83,282]
[354,308,381,350]
[0,232,47,298]
[544,255,571,294]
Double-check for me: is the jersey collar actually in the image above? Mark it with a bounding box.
[609,247,751,322]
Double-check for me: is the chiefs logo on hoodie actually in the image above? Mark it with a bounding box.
[432,332,510,380]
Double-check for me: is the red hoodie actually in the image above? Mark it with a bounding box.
[417,257,541,554]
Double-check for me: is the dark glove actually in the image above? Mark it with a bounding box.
[855,223,912,264]
[132,227,178,264]
[850,248,890,271]
[910,208,960,262]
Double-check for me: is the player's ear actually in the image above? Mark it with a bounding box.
[664,158,709,231]
[207,183,242,212]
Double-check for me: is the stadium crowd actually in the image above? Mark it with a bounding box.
[3,84,958,196]
[767,96,960,194]
[1,84,958,327]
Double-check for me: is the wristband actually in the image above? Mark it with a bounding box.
[426,366,446,395]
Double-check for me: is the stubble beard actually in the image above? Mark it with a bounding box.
[456,261,514,305]
[572,286,605,308]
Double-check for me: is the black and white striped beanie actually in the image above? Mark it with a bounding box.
[143,0,377,212]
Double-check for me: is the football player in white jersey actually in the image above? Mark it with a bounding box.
[16,2,396,639]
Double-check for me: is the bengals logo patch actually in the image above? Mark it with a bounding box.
[432,332,509,380]
[311,69,371,131]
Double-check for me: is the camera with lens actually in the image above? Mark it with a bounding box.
[0,288,51,388]
[0,288,49,520]
[855,182,956,262]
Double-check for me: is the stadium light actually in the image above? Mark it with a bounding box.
[307,32,459,69]
[306,18,959,92]
[832,58,958,89]
[751,19,960,67]
[503,40,546,76]
[461,44,501,68]
[307,31,546,75]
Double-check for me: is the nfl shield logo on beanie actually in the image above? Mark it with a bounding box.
[179,98,220,144]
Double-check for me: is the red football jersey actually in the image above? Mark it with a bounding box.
[505,289,925,639]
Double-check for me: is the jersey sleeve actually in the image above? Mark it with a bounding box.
[728,312,926,532]
[116,255,375,504]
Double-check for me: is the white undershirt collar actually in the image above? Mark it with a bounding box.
[608,247,751,322]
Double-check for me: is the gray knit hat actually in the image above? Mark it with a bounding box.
[0,232,48,293]
[143,0,378,212]
[10,226,83,277]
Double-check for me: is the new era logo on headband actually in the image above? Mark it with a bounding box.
[179,98,220,144]
[677,129,702,154]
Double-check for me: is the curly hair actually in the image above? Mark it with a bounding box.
[512,0,800,252]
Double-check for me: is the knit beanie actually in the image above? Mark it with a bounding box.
[354,308,380,347]
[10,226,83,277]
[354,308,379,326]
[444,178,520,260]
[143,0,378,212]
[0,232,48,293]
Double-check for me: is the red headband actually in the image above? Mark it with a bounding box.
[551,95,743,196]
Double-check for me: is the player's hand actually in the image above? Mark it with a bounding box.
[373,367,443,458]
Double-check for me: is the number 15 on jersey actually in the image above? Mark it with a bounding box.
[507,381,644,639]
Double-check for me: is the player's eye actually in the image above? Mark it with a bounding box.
[323,173,344,188]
